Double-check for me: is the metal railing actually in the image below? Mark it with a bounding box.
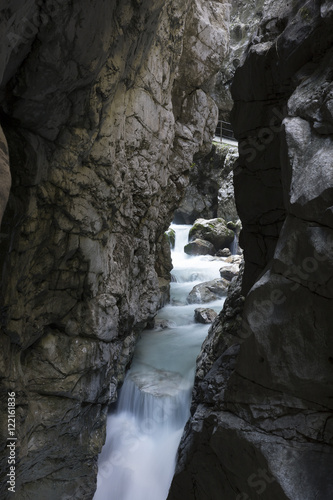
[215,120,235,142]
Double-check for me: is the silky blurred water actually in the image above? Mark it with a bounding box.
[94,224,226,500]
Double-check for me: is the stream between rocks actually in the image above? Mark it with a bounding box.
[94,224,232,500]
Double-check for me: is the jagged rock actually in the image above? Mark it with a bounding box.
[203,0,266,121]
[168,268,246,500]
[194,308,217,324]
[217,148,239,221]
[225,254,243,265]
[187,278,229,304]
[174,144,238,224]
[0,1,229,498]
[219,263,239,281]
[194,265,244,383]
[189,217,235,251]
[227,219,242,232]
[216,248,231,257]
[169,2,333,499]
[184,238,216,256]
[155,232,173,308]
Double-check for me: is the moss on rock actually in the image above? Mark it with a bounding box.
[189,218,235,250]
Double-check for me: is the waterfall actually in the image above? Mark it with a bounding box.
[94,224,227,500]
[230,233,238,255]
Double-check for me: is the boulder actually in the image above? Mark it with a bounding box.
[225,255,243,265]
[226,219,242,233]
[216,248,231,257]
[189,218,235,250]
[184,238,216,256]
[194,308,218,324]
[187,278,229,304]
[219,264,239,281]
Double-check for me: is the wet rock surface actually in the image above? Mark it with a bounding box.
[168,1,333,499]
[184,238,216,256]
[0,1,229,498]
[189,217,235,252]
[219,263,239,281]
[187,278,229,304]
[194,308,218,324]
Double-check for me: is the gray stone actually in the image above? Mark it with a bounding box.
[165,228,176,249]
[189,217,235,250]
[0,1,229,498]
[217,149,239,222]
[184,238,216,256]
[219,263,239,281]
[187,278,229,304]
[169,1,333,499]
[216,248,231,257]
[194,308,217,324]
[203,0,266,121]
[174,144,239,224]
[155,232,173,308]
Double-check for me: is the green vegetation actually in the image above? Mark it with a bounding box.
[165,227,176,249]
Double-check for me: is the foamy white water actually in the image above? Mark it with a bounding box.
[94,224,227,500]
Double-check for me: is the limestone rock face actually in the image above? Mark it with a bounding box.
[204,0,265,120]
[155,232,173,307]
[174,144,239,224]
[217,147,239,221]
[0,1,229,498]
[168,1,333,499]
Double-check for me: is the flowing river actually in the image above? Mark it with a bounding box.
[94,224,227,500]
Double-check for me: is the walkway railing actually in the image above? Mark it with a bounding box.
[215,120,235,142]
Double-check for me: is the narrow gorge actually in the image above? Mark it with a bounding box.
[0,1,332,499]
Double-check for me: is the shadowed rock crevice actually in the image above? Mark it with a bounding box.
[0,1,229,498]
[168,1,333,499]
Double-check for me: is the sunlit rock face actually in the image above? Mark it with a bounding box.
[204,0,265,121]
[0,1,229,497]
[168,1,333,499]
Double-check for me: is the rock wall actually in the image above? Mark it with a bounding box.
[203,0,265,121]
[173,144,239,224]
[168,1,333,499]
[0,126,11,226]
[0,1,229,498]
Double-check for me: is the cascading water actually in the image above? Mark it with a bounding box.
[230,234,238,255]
[94,224,227,500]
